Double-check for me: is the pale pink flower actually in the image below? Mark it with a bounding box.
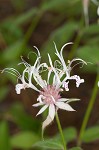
[2,43,86,132]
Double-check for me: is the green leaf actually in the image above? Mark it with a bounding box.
[10,0,25,11]
[82,126,99,143]
[34,127,76,150]
[33,139,63,149]
[87,36,99,45]
[10,131,39,149]
[10,102,41,132]
[2,40,24,62]
[82,24,99,44]
[69,147,82,150]
[77,45,99,72]
[13,8,37,26]
[2,25,23,44]
[0,121,11,150]
[54,127,77,143]
[77,45,99,63]
[0,9,37,44]
[0,86,9,102]
[1,8,37,28]
[41,0,68,11]
[83,24,99,36]
[41,0,79,12]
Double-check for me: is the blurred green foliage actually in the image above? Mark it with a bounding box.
[82,125,99,143]
[0,121,11,150]
[0,0,99,149]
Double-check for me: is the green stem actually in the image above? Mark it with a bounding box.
[21,11,43,50]
[56,112,67,150]
[20,0,45,50]
[78,73,99,146]
[24,12,42,44]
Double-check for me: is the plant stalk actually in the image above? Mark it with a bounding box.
[56,112,67,150]
[78,73,99,146]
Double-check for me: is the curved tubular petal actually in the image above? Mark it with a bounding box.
[48,54,61,86]
[2,68,21,77]
[27,51,38,59]
[53,75,56,85]
[33,46,40,57]
[47,69,52,84]
[53,42,66,71]
[33,56,41,68]
[60,42,73,57]
[20,56,31,68]
[54,42,69,76]
[21,68,28,83]
[54,59,62,69]
[68,58,87,70]
[27,68,39,91]
[60,42,73,71]
[37,63,48,73]
[2,70,20,78]
[59,76,68,87]
[30,83,40,92]
[21,67,40,92]
[33,74,47,88]
[53,41,61,59]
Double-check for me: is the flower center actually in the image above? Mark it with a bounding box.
[40,85,61,104]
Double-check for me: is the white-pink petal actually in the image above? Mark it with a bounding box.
[42,104,55,132]
[32,102,44,107]
[58,98,69,102]
[49,104,55,120]
[42,116,52,133]
[15,84,25,94]
[69,75,84,88]
[62,81,69,91]
[36,105,48,116]
[37,95,45,103]
[55,102,75,111]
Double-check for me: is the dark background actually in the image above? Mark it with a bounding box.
[0,0,99,150]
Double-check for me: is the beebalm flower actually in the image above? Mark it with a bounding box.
[2,43,87,133]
